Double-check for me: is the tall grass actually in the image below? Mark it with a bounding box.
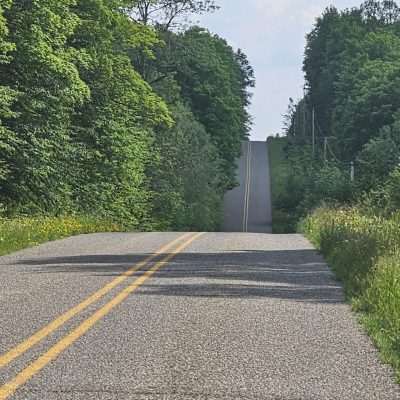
[303,207,400,381]
[0,216,125,256]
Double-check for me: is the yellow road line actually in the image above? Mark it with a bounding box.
[0,233,192,369]
[0,232,204,400]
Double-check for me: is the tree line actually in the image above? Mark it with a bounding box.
[279,0,400,218]
[0,0,254,231]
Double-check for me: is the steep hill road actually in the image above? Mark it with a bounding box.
[222,141,272,233]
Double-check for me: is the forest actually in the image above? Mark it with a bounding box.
[0,0,254,233]
[270,0,400,380]
[275,0,400,219]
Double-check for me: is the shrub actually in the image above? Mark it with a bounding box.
[303,207,400,381]
[301,164,353,212]
[0,216,125,256]
[356,133,400,192]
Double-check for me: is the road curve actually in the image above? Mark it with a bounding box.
[222,141,272,233]
[0,232,398,399]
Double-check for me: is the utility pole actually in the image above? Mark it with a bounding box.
[303,87,306,138]
[293,110,296,137]
[323,137,328,162]
[350,162,355,182]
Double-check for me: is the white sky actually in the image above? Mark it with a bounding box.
[200,1,362,140]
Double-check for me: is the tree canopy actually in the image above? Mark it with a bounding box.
[278,0,400,219]
[0,1,254,230]
[131,0,218,29]
[288,1,400,163]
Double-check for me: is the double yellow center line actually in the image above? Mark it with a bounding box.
[0,232,204,399]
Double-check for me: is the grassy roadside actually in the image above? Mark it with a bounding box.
[268,136,400,380]
[267,136,296,233]
[0,216,125,256]
[302,207,400,382]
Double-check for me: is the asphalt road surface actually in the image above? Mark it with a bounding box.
[0,232,399,399]
[222,141,272,233]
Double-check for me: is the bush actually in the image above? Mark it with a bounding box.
[356,133,400,192]
[359,165,400,216]
[0,216,125,256]
[301,164,353,211]
[303,207,400,381]
[270,134,355,232]
[381,166,400,212]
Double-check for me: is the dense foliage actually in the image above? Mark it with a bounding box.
[274,0,400,226]
[0,1,254,231]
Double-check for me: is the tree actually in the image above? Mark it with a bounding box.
[278,0,400,221]
[1,0,89,213]
[0,0,17,194]
[333,30,400,158]
[130,23,254,226]
[356,127,400,191]
[361,0,400,24]
[174,27,254,187]
[283,98,296,136]
[149,102,223,230]
[138,28,231,229]
[0,0,13,64]
[0,0,253,231]
[302,1,400,159]
[70,0,172,224]
[304,7,366,139]
[130,0,218,29]
[235,47,255,134]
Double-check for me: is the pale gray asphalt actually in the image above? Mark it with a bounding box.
[222,141,272,233]
[0,233,399,399]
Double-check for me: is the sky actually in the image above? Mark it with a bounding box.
[199,0,362,140]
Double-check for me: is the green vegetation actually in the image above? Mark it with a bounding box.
[273,0,400,225]
[267,136,294,233]
[0,216,124,256]
[0,0,254,236]
[272,0,400,379]
[303,208,400,381]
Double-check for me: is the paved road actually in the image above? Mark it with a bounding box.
[222,141,272,233]
[0,232,399,399]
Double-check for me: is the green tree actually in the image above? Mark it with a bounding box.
[0,0,17,190]
[1,0,89,212]
[361,0,400,24]
[70,0,172,224]
[279,0,400,225]
[0,0,253,231]
[304,7,366,139]
[138,29,227,230]
[357,128,400,191]
[149,102,223,230]
[174,27,254,187]
[333,30,400,157]
[137,25,255,223]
